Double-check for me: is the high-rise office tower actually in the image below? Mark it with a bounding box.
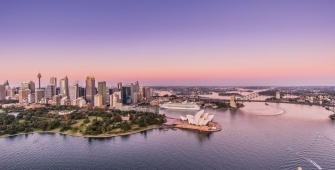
[0,85,5,100]
[28,81,35,93]
[7,87,15,97]
[69,82,79,100]
[98,81,106,105]
[59,76,69,97]
[94,94,102,107]
[79,87,85,97]
[122,86,132,105]
[109,94,113,106]
[35,89,45,103]
[139,86,145,101]
[21,82,30,91]
[85,76,96,103]
[117,82,122,90]
[145,87,153,101]
[45,85,54,100]
[56,87,60,95]
[37,72,42,89]
[50,77,57,95]
[3,80,9,86]
[28,94,35,103]
[108,88,114,95]
[132,92,138,104]
[134,81,139,92]
[19,89,31,103]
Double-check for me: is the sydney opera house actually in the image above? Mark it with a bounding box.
[180,110,214,126]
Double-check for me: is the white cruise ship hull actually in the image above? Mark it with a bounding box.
[160,106,200,110]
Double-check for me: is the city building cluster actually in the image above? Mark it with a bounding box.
[0,73,153,109]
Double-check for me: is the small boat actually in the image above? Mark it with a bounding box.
[171,128,177,131]
[164,128,169,131]
[265,103,268,105]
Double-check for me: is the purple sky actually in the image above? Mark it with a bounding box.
[1,0,335,87]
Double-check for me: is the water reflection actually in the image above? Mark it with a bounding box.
[140,130,147,138]
[2,103,335,169]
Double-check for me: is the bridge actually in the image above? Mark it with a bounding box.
[238,92,261,102]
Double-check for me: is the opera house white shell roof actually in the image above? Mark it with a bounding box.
[180,110,214,126]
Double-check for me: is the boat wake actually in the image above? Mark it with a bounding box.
[241,104,285,116]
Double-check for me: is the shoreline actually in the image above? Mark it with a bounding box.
[0,125,160,139]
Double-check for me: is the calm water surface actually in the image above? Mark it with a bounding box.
[1,103,335,170]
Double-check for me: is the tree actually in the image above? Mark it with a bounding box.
[83,119,90,124]
[120,122,131,131]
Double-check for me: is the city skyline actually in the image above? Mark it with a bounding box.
[1,0,334,86]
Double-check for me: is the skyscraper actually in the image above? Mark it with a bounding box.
[79,87,85,97]
[59,76,69,97]
[3,80,9,86]
[45,85,55,100]
[0,85,5,100]
[117,82,122,90]
[50,77,57,95]
[28,94,35,103]
[19,89,31,103]
[134,81,139,92]
[94,94,102,107]
[21,82,30,90]
[28,81,35,93]
[69,82,79,100]
[85,76,96,103]
[122,86,132,105]
[35,89,45,103]
[98,81,106,105]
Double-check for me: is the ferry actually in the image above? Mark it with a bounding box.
[160,101,201,110]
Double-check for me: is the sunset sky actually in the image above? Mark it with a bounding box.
[1,0,334,87]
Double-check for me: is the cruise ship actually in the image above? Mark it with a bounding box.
[160,101,200,110]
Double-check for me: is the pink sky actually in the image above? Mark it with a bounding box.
[1,1,335,86]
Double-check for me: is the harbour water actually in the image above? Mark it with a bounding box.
[1,102,335,169]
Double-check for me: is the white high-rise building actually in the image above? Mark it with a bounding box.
[132,92,138,104]
[94,94,103,107]
[28,94,35,103]
[59,76,69,97]
[69,82,79,100]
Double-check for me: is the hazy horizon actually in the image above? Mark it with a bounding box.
[1,0,334,86]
